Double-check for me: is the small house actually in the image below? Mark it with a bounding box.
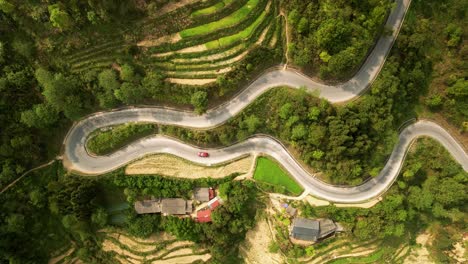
[161,198,192,215]
[193,187,210,202]
[134,198,161,214]
[193,187,216,202]
[134,198,192,215]
[290,217,337,242]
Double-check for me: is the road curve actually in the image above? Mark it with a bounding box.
[66,121,468,203]
[63,0,468,203]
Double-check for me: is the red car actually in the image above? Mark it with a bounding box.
[198,151,209,157]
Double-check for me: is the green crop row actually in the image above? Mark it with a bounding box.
[206,8,267,49]
[181,0,260,38]
[148,0,269,53]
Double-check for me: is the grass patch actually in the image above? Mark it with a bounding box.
[206,9,267,49]
[180,0,260,38]
[191,1,231,17]
[253,156,303,196]
[325,249,384,264]
[87,123,157,155]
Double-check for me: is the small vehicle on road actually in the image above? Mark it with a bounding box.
[198,152,209,157]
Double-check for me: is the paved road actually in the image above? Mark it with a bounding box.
[63,0,468,203]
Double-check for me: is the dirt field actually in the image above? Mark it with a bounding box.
[404,232,434,264]
[101,230,211,264]
[240,218,283,264]
[167,78,217,85]
[125,154,253,178]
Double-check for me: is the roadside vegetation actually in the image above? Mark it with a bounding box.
[87,123,157,155]
[253,156,303,195]
[0,0,466,262]
[283,0,393,80]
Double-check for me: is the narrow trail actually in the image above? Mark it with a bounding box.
[0,158,58,194]
[278,10,290,69]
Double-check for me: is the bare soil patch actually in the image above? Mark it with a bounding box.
[138,33,181,47]
[404,232,434,264]
[153,253,211,264]
[167,78,217,85]
[240,219,283,264]
[126,154,253,178]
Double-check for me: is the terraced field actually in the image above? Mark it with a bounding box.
[99,230,211,263]
[64,0,282,86]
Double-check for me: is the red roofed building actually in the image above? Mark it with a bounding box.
[196,209,212,223]
[207,196,221,210]
[195,196,222,223]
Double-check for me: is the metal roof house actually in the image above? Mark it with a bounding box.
[290,217,337,242]
[134,198,162,214]
[193,187,210,202]
[134,198,192,215]
[161,198,192,215]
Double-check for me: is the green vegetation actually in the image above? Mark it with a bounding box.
[326,249,384,264]
[253,156,303,195]
[181,0,260,38]
[87,123,157,155]
[296,138,467,263]
[191,0,234,17]
[206,9,267,49]
[283,0,392,79]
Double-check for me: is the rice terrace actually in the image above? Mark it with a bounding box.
[0,0,467,263]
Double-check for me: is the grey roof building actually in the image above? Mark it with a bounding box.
[134,198,192,215]
[290,217,337,242]
[134,198,162,214]
[161,198,192,215]
[193,187,210,202]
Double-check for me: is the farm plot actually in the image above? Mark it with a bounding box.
[100,230,211,264]
[146,0,280,85]
[253,156,303,196]
[65,0,282,87]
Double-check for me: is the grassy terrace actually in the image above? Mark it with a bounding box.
[206,9,267,48]
[191,0,234,17]
[253,156,303,196]
[181,0,260,38]
[87,123,157,155]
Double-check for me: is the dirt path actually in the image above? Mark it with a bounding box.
[1,158,58,194]
[49,247,74,264]
[279,10,290,68]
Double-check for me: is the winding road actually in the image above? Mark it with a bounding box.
[63,0,468,203]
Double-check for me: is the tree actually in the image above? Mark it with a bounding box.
[297,17,308,34]
[0,0,14,13]
[288,9,299,27]
[114,82,143,104]
[98,69,120,91]
[20,103,58,128]
[91,208,108,227]
[291,124,307,140]
[142,71,164,98]
[243,115,260,133]
[35,68,86,120]
[48,4,73,30]
[120,64,136,82]
[191,91,208,114]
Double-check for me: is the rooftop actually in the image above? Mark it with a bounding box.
[193,187,210,202]
[291,218,320,242]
